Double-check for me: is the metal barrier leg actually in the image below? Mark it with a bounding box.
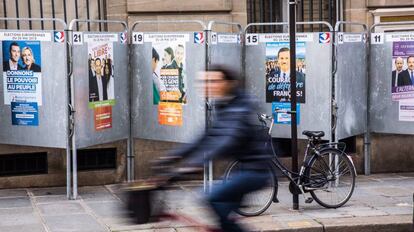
[66,144,72,199]
[72,139,78,199]
[364,133,370,175]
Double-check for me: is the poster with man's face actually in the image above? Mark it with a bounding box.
[391,41,414,101]
[88,42,115,104]
[87,41,115,131]
[2,40,42,105]
[152,41,186,105]
[265,42,306,103]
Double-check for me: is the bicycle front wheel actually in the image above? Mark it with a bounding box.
[307,149,356,208]
[224,160,276,217]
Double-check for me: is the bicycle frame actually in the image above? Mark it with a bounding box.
[258,114,347,195]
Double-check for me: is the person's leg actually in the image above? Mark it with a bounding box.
[208,171,268,232]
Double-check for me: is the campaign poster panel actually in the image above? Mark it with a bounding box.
[391,41,414,101]
[158,102,183,126]
[272,102,300,125]
[151,36,187,105]
[87,39,115,131]
[11,102,39,126]
[265,42,306,103]
[2,40,42,106]
[146,33,189,127]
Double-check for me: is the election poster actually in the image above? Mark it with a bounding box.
[391,41,414,101]
[272,102,300,125]
[265,42,306,103]
[146,33,188,126]
[399,99,414,121]
[158,102,183,126]
[86,34,116,130]
[148,34,187,106]
[2,40,42,126]
[3,40,42,105]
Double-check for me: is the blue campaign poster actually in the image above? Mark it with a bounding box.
[2,40,42,71]
[11,102,39,126]
[272,102,300,125]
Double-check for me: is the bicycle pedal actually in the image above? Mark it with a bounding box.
[305,197,313,204]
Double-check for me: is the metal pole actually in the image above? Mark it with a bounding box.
[15,0,19,29]
[204,28,211,193]
[39,0,44,30]
[365,31,371,175]
[3,0,7,29]
[63,0,67,24]
[27,0,32,29]
[97,0,102,31]
[51,0,56,30]
[289,0,299,210]
[103,0,108,31]
[86,0,91,31]
[74,0,79,31]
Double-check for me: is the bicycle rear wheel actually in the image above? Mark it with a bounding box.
[307,149,355,208]
[224,160,276,216]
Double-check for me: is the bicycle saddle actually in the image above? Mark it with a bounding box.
[302,130,325,138]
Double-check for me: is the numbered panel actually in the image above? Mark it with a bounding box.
[335,32,367,140]
[370,31,414,134]
[71,31,129,148]
[245,32,333,140]
[0,30,68,148]
[131,32,206,143]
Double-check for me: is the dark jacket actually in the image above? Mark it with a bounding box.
[170,91,269,167]
[397,70,414,86]
[3,61,23,71]
[26,63,41,72]
[89,73,108,102]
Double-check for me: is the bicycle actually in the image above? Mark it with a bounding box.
[224,110,356,216]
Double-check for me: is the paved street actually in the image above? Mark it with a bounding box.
[0,173,413,232]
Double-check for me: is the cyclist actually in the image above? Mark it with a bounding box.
[154,65,271,232]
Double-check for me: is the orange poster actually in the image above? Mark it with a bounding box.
[158,102,183,126]
[94,105,112,130]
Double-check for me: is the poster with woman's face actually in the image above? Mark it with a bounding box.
[152,41,186,105]
[2,40,42,106]
[88,42,115,104]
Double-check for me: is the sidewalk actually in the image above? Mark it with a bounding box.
[0,173,412,232]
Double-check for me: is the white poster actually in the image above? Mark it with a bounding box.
[399,99,414,121]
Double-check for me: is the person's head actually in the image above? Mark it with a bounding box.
[395,57,404,72]
[407,56,414,71]
[9,42,20,63]
[95,58,102,75]
[277,47,290,73]
[152,48,160,72]
[197,65,239,98]
[21,47,35,68]
[175,44,184,65]
[163,47,174,65]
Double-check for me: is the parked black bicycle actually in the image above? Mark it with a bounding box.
[224,111,356,216]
